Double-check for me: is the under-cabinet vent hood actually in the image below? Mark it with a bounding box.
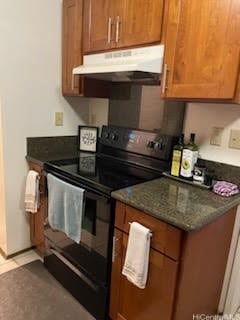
[72,45,164,82]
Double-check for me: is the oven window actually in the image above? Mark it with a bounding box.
[82,198,96,235]
[45,195,112,285]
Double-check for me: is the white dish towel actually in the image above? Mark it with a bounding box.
[122,222,151,289]
[47,174,85,243]
[24,170,40,213]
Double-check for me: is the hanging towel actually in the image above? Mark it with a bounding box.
[24,170,40,213]
[47,174,85,243]
[122,222,151,289]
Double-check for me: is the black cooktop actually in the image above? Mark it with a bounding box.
[44,153,162,196]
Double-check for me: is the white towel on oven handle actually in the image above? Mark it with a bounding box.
[122,222,151,289]
[47,173,85,243]
[24,170,40,213]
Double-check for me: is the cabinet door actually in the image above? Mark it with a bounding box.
[28,162,46,253]
[109,229,178,320]
[62,0,83,95]
[83,0,116,53]
[117,0,164,49]
[162,0,240,99]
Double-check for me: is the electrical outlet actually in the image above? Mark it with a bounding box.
[229,129,240,149]
[210,127,223,146]
[55,112,63,126]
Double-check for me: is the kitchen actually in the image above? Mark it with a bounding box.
[0,0,240,320]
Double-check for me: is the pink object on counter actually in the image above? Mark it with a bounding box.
[213,181,239,197]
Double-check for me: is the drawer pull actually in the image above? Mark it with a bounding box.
[128,222,152,237]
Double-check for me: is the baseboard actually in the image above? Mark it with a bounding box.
[0,245,35,260]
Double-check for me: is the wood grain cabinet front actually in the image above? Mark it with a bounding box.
[161,0,240,101]
[110,228,178,320]
[62,0,110,97]
[83,0,164,54]
[110,201,237,320]
[28,162,47,254]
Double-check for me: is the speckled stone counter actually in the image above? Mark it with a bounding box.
[26,136,79,165]
[26,153,79,166]
[111,177,240,232]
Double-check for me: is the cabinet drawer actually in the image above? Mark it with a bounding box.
[115,201,182,260]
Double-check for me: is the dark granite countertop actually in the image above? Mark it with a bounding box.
[26,152,79,166]
[111,177,240,232]
[26,135,79,166]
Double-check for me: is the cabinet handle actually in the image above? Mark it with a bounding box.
[112,236,120,262]
[116,16,121,43]
[71,73,75,91]
[107,17,113,44]
[161,63,169,94]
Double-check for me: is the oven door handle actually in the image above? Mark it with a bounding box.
[45,170,111,202]
[49,247,99,292]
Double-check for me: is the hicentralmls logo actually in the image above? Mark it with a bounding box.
[192,314,234,320]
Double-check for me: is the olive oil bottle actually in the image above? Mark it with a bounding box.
[180,133,198,179]
[171,134,184,177]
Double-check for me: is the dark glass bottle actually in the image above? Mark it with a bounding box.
[180,133,199,179]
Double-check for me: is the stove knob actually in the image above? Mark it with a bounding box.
[103,132,110,139]
[147,141,155,149]
[110,133,118,141]
[153,142,160,150]
[154,142,164,151]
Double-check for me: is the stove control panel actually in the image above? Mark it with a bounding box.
[100,126,177,161]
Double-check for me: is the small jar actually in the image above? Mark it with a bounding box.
[193,164,206,184]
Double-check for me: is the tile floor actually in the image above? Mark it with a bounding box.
[0,250,239,319]
[0,249,42,275]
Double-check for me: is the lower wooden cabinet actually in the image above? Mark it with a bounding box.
[28,162,46,254]
[110,229,178,320]
[110,201,237,320]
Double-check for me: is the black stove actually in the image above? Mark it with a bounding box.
[44,154,163,196]
[44,125,176,196]
[43,125,177,320]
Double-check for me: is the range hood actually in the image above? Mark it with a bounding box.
[73,45,164,82]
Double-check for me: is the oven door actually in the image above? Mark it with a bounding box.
[43,172,114,319]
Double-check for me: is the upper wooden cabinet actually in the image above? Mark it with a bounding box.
[83,0,164,54]
[62,0,110,97]
[62,0,83,95]
[161,0,240,100]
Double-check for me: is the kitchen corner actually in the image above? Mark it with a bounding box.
[25,127,240,319]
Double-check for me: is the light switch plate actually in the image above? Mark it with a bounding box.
[55,112,63,126]
[210,127,223,146]
[229,129,240,149]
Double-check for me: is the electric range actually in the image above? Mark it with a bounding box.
[43,125,177,320]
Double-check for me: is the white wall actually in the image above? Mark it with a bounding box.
[0,0,90,255]
[184,103,240,166]
[0,98,7,253]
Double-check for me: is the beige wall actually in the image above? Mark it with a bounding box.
[0,99,6,253]
[0,0,90,255]
[184,103,240,166]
